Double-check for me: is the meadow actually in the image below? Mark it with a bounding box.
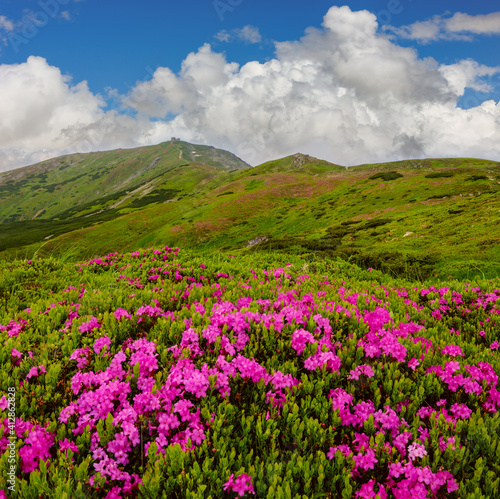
[1,246,499,498]
[2,149,500,284]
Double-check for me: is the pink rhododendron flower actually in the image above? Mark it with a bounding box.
[491,341,499,350]
[408,358,420,370]
[408,442,427,460]
[18,424,55,473]
[114,308,131,321]
[364,307,392,333]
[354,447,378,470]
[349,364,375,380]
[327,444,352,460]
[450,403,472,420]
[59,438,79,453]
[355,479,387,499]
[304,351,341,372]
[94,336,111,355]
[11,348,22,359]
[439,436,456,452]
[79,316,100,333]
[441,345,464,357]
[223,473,255,497]
[329,388,353,411]
[0,397,9,411]
[69,346,92,369]
[26,365,47,380]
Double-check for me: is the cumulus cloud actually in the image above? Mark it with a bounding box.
[0,56,181,171]
[120,6,500,165]
[386,11,500,42]
[439,60,500,96]
[215,25,262,44]
[1,6,500,172]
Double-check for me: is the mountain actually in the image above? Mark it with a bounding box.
[0,140,249,223]
[251,153,346,174]
[0,140,250,250]
[1,146,499,281]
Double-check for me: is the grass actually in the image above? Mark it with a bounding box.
[1,149,499,282]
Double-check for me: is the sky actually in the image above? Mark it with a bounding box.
[1,0,500,171]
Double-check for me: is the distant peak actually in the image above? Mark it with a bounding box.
[291,153,316,168]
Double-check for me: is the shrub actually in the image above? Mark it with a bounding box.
[425,172,454,179]
[368,171,404,181]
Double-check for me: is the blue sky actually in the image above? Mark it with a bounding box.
[1,0,500,169]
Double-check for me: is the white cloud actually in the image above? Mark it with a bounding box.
[0,56,181,171]
[60,11,71,21]
[122,6,500,165]
[214,30,231,43]
[0,15,15,32]
[235,25,262,44]
[1,6,500,172]
[439,59,500,96]
[446,12,500,35]
[214,25,262,44]
[386,11,500,43]
[0,14,15,47]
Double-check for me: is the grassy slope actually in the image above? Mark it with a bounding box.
[0,141,250,224]
[0,142,250,251]
[2,154,499,281]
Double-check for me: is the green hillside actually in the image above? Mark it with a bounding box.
[0,140,249,223]
[0,141,250,251]
[1,148,499,281]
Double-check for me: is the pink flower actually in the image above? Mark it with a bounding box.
[0,397,9,411]
[363,307,392,333]
[408,358,420,370]
[223,473,255,497]
[349,364,375,380]
[491,341,499,350]
[441,345,464,357]
[59,438,79,453]
[450,403,472,420]
[26,365,46,380]
[94,335,111,355]
[114,308,131,321]
[304,351,341,372]
[408,442,427,460]
[353,448,378,470]
[69,347,92,369]
[355,479,387,499]
[11,348,22,359]
[329,388,353,411]
[79,316,100,333]
[18,424,55,473]
[291,328,315,355]
[439,436,455,452]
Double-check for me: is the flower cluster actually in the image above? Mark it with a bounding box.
[223,473,255,497]
[1,245,498,498]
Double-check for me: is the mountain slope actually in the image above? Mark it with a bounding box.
[1,149,499,280]
[0,140,250,223]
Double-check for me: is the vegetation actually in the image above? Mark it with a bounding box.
[1,148,499,282]
[0,247,499,498]
[1,145,499,497]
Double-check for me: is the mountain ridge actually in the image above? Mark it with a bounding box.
[0,140,250,224]
[1,141,499,281]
